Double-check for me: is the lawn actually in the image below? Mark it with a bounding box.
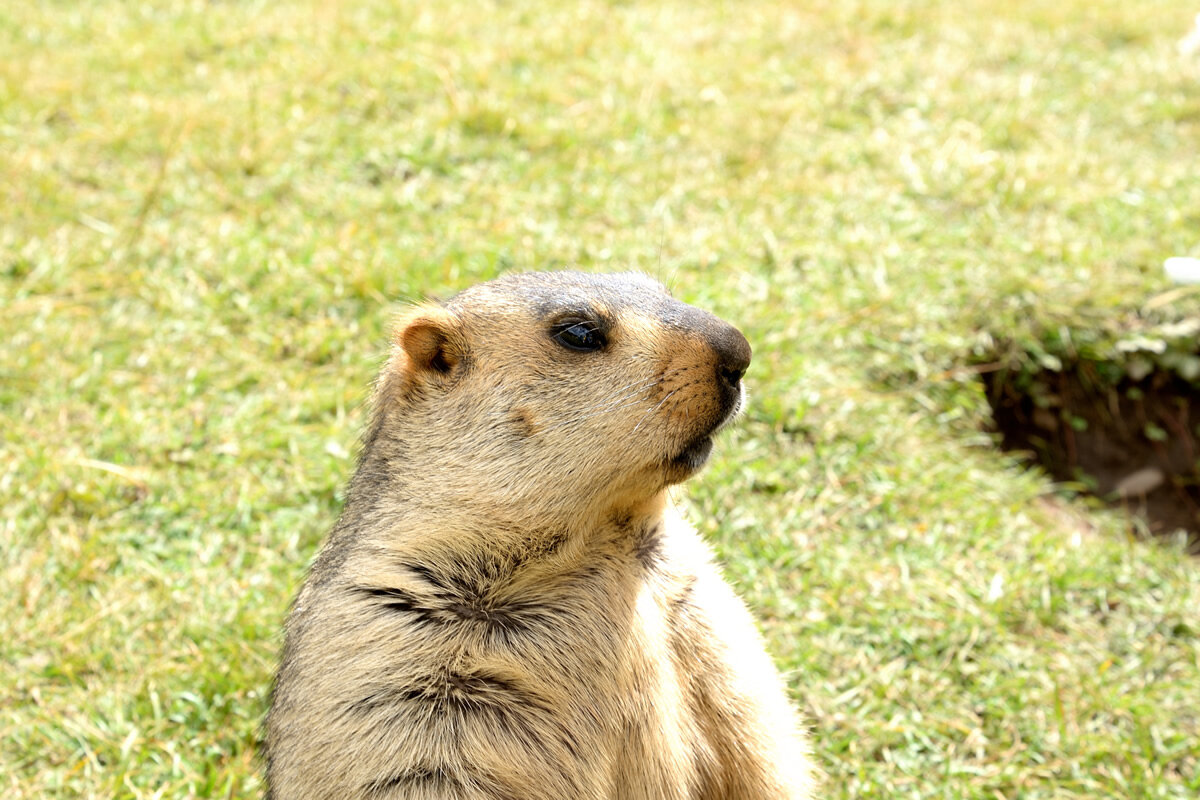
[2,0,1199,797]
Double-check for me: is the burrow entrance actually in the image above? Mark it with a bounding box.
[982,359,1200,553]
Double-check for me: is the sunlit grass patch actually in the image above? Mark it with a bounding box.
[3,0,1199,797]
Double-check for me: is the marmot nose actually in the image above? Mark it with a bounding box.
[710,323,752,391]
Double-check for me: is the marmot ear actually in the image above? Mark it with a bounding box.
[395,306,462,376]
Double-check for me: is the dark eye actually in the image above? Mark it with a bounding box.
[551,320,606,352]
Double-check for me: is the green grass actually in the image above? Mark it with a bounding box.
[3,0,1199,797]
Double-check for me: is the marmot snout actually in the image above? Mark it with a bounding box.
[266,271,815,800]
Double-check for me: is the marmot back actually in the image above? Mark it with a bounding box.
[266,271,815,800]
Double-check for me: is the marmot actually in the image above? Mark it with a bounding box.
[266,271,815,800]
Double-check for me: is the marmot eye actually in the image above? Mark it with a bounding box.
[551,320,606,352]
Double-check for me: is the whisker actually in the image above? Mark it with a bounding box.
[586,377,660,410]
[632,388,679,434]
[533,375,663,434]
[554,376,658,417]
[533,367,694,435]
[539,397,650,434]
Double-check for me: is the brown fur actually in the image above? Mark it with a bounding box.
[266,271,816,800]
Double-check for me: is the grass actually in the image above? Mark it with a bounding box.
[2,0,1199,797]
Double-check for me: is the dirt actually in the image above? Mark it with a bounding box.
[982,361,1200,553]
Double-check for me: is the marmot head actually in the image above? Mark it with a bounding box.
[363,272,751,528]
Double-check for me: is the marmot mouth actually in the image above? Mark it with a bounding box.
[669,436,714,472]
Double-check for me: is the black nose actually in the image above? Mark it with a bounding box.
[659,297,752,391]
[711,322,752,392]
[720,364,746,389]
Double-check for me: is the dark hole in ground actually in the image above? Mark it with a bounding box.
[982,360,1200,554]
